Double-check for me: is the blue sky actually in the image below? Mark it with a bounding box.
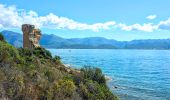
[0,0,170,41]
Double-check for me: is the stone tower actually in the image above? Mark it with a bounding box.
[22,24,41,49]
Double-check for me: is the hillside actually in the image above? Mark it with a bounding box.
[2,30,170,49]
[0,34,119,100]
[1,30,23,47]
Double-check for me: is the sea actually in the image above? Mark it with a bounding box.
[49,49,170,100]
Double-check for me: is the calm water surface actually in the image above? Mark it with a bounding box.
[49,49,170,100]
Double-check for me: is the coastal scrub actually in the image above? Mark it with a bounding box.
[0,34,119,100]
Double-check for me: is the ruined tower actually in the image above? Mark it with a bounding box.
[22,24,41,49]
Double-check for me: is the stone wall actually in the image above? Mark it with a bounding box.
[22,24,41,49]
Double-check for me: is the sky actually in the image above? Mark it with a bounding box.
[0,0,170,41]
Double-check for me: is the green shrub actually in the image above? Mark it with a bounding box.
[79,80,119,100]
[18,47,52,60]
[5,76,25,99]
[53,79,76,97]
[18,48,32,57]
[81,66,106,84]
[53,55,61,64]
[44,68,55,82]
[0,70,6,81]
[53,56,61,61]
[33,47,52,59]
[0,40,119,100]
[0,33,5,41]
[0,41,21,64]
[79,66,119,100]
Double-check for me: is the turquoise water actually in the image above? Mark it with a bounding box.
[49,49,170,100]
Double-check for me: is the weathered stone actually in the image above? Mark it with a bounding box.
[22,24,42,49]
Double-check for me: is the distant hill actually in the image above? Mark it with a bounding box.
[1,30,23,47]
[1,30,170,49]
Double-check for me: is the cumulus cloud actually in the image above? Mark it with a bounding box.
[118,23,158,32]
[146,15,157,20]
[0,3,170,32]
[158,18,170,30]
[0,4,22,28]
[37,13,116,32]
[0,4,116,32]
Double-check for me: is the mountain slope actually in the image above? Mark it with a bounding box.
[1,30,117,49]
[40,34,71,48]
[1,30,170,49]
[124,39,170,49]
[1,30,23,47]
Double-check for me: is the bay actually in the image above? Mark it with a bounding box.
[49,49,170,100]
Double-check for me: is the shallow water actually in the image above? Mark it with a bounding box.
[49,49,170,100]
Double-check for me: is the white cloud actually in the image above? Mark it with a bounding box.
[0,4,22,28]
[158,18,170,30]
[0,3,170,32]
[0,4,116,32]
[146,15,157,20]
[37,13,116,32]
[118,23,158,32]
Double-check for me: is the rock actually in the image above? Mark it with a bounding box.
[105,75,112,81]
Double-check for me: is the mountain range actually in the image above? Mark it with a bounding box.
[1,30,170,49]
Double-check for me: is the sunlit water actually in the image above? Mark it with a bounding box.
[49,49,170,100]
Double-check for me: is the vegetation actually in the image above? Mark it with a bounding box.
[0,33,5,42]
[0,34,119,100]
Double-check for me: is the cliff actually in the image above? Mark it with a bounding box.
[0,33,119,100]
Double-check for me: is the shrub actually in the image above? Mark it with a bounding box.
[0,41,21,64]
[79,66,119,100]
[0,70,6,81]
[18,48,32,57]
[0,40,119,100]
[44,68,55,82]
[53,79,76,97]
[79,80,119,100]
[53,55,61,61]
[0,33,5,41]
[81,66,106,84]
[53,55,61,64]
[5,75,25,99]
[33,47,52,59]
[18,47,53,60]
